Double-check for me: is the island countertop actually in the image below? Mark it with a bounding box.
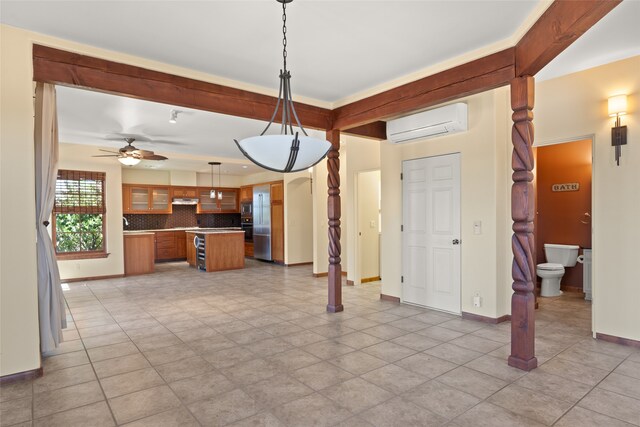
[124,227,242,234]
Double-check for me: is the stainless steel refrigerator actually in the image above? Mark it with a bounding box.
[252,184,272,261]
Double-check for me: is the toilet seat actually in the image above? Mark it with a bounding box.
[537,263,564,271]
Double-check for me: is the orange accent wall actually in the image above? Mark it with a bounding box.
[535,139,592,291]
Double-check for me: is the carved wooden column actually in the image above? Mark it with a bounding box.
[509,76,537,371]
[326,129,343,313]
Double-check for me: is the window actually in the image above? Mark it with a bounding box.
[53,170,107,259]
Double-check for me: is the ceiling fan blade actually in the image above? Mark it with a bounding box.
[141,154,168,161]
[99,149,120,154]
[132,149,154,157]
[92,154,119,158]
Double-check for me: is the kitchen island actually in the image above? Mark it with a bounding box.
[186,230,245,272]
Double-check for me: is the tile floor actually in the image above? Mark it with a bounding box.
[1,260,639,426]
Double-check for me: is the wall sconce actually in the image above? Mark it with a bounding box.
[608,95,628,166]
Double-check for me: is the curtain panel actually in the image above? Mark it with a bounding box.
[34,82,66,354]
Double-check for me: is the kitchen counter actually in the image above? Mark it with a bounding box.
[123,227,241,234]
[185,230,244,272]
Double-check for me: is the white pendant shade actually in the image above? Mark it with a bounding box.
[236,134,331,173]
[118,156,141,166]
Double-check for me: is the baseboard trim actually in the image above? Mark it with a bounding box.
[462,312,511,324]
[560,285,584,294]
[313,271,348,278]
[286,262,313,267]
[596,333,640,349]
[361,276,381,283]
[346,280,354,286]
[61,274,125,283]
[380,294,400,303]
[0,367,43,385]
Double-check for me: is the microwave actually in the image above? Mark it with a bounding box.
[241,201,252,217]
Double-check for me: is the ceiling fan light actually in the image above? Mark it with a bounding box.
[236,134,331,173]
[118,156,141,166]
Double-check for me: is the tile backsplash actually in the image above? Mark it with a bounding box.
[124,205,241,230]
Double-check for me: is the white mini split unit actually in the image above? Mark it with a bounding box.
[386,102,468,144]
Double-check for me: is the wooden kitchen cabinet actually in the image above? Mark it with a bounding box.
[172,187,197,198]
[186,233,196,267]
[197,187,239,213]
[271,181,284,263]
[154,231,187,261]
[122,185,172,214]
[124,233,155,276]
[240,185,253,202]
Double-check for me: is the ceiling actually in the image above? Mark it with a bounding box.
[3,1,638,175]
[56,85,324,174]
[2,0,541,104]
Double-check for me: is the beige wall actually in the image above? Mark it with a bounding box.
[284,172,314,265]
[122,168,170,185]
[534,56,640,341]
[0,25,41,376]
[381,90,512,318]
[57,144,125,281]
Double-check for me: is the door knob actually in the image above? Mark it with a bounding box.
[452,239,460,245]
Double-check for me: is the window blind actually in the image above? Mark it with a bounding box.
[54,170,106,214]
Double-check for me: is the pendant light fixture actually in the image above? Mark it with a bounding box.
[209,161,222,200]
[234,0,331,173]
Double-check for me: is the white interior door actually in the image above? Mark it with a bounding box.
[357,170,381,282]
[402,153,461,313]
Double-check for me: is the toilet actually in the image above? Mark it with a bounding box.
[537,244,580,297]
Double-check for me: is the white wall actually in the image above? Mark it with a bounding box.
[534,56,640,341]
[57,144,125,281]
[381,90,511,318]
[0,25,41,376]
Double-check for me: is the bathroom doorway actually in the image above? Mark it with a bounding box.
[534,138,593,301]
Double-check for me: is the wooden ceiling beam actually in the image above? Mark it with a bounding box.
[515,0,622,77]
[32,45,335,132]
[331,48,515,131]
[343,121,387,140]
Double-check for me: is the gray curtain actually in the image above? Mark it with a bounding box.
[34,82,66,354]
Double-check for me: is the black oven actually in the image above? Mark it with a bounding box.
[241,218,253,242]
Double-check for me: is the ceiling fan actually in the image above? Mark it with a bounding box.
[93,137,168,166]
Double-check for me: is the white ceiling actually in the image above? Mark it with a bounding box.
[4,1,638,174]
[56,85,325,174]
[2,0,541,103]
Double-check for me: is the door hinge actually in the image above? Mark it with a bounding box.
[400,173,403,180]
[401,276,404,283]
[401,225,403,232]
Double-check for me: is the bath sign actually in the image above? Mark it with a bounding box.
[552,182,580,192]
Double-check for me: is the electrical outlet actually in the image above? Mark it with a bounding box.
[473,293,481,308]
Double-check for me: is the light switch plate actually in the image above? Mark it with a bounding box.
[473,220,482,235]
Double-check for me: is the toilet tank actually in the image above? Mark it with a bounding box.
[544,244,580,267]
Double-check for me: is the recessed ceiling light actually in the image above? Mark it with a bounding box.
[242,165,248,169]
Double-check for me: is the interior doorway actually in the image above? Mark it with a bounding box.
[356,170,381,285]
[534,139,592,292]
[402,153,461,313]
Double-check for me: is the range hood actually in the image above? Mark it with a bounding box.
[172,198,199,205]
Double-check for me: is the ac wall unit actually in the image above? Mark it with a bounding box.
[386,102,468,144]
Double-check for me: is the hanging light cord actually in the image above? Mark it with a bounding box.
[282,1,287,72]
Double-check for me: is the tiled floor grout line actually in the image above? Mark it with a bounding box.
[62,294,120,427]
[549,356,637,426]
[10,263,635,426]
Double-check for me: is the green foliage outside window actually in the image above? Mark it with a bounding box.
[55,214,104,253]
